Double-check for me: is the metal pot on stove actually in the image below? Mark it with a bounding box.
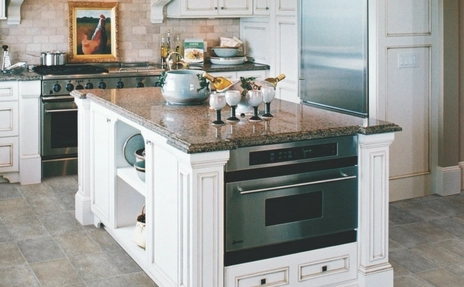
[40,51,67,66]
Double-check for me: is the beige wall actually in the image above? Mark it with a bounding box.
[0,0,240,65]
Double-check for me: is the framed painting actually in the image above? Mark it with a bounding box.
[68,2,119,63]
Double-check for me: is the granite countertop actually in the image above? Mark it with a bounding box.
[0,70,41,81]
[71,87,401,154]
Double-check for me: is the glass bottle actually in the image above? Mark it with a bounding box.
[202,72,234,92]
[174,34,182,64]
[263,74,286,88]
[160,34,168,68]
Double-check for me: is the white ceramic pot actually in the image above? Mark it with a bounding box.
[160,70,210,105]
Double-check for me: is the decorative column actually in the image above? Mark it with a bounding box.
[73,93,93,225]
[357,133,395,287]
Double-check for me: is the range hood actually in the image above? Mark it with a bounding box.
[6,0,24,25]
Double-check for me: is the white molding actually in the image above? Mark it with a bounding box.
[151,0,172,23]
[7,0,24,25]
[435,164,461,196]
[357,133,394,287]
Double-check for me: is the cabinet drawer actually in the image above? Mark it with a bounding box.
[0,137,19,172]
[300,255,350,281]
[0,82,18,101]
[236,267,289,287]
[0,101,19,137]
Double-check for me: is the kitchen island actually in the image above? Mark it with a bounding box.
[72,87,401,287]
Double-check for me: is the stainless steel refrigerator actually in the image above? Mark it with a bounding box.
[298,0,369,118]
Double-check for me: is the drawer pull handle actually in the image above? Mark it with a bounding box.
[260,278,266,285]
[322,265,328,272]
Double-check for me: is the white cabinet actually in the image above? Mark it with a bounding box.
[167,0,253,18]
[225,243,357,287]
[209,70,267,81]
[253,0,270,15]
[0,82,19,175]
[0,0,5,20]
[89,105,116,227]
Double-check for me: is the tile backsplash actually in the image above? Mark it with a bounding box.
[0,0,240,65]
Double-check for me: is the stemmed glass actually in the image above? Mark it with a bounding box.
[209,92,226,125]
[225,90,241,122]
[247,90,263,122]
[261,86,275,119]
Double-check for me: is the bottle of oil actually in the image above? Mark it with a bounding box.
[160,34,169,68]
[202,72,234,91]
[174,34,182,64]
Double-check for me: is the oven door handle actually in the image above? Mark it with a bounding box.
[237,174,357,195]
[42,96,75,101]
[45,108,78,113]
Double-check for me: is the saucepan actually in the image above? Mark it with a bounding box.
[40,51,67,66]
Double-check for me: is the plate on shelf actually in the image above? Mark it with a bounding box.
[210,56,247,65]
[123,133,144,166]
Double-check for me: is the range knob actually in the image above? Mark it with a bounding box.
[76,84,84,90]
[85,82,94,89]
[66,82,74,92]
[116,80,124,89]
[98,81,107,89]
[137,82,144,88]
[52,83,61,93]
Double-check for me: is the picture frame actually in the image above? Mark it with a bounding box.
[68,2,119,63]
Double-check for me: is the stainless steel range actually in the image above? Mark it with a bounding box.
[33,63,163,177]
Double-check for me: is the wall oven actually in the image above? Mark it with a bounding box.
[40,97,78,177]
[224,136,358,266]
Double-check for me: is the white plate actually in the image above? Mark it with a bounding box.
[210,56,246,65]
[123,133,145,166]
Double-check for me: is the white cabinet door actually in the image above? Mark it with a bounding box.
[0,101,18,137]
[0,0,5,20]
[273,15,298,103]
[0,137,18,173]
[90,106,115,227]
[167,0,252,17]
[276,0,296,15]
[219,0,252,16]
[254,0,270,15]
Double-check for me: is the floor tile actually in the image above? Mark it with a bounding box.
[87,227,125,252]
[0,220,12,242]
[122,272,159,287]
[390,222,454,248]
[30,258,83,287]
[55,231,101,257]
[0,183,21,199]
[0,241,27,268]
[412,243,464,267]
[24,194,67,214]
[0,197,35,219]
[16,182,54,197]
[17,236,65,263]
[85,276,131,287]
[417,268,464,287]
[106,249,143,274]
[69,253,120,282]
[390,249,438,273]
[0,264,41,287]
[39,211,84,235]
[3,215,50,241]
[394,275,435,287]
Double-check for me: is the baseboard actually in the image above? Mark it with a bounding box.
[434,165,461,196]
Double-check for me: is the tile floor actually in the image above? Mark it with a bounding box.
[0,176,158,287]
[1,176,464,287]
[390,192,464,287]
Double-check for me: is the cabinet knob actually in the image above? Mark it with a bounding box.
[266,7,269,10]
[221,6,225,10]
[106,118,111,123]
[146,140,152,145]
[215,6,218,10]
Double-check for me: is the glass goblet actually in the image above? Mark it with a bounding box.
[209,92,226,125]
[225,90,241,122]
[247,90,263,122]
[261,86,275,119]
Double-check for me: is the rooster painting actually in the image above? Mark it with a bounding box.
[81,14,108,55]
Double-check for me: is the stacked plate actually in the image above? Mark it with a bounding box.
[210,47,246,65]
